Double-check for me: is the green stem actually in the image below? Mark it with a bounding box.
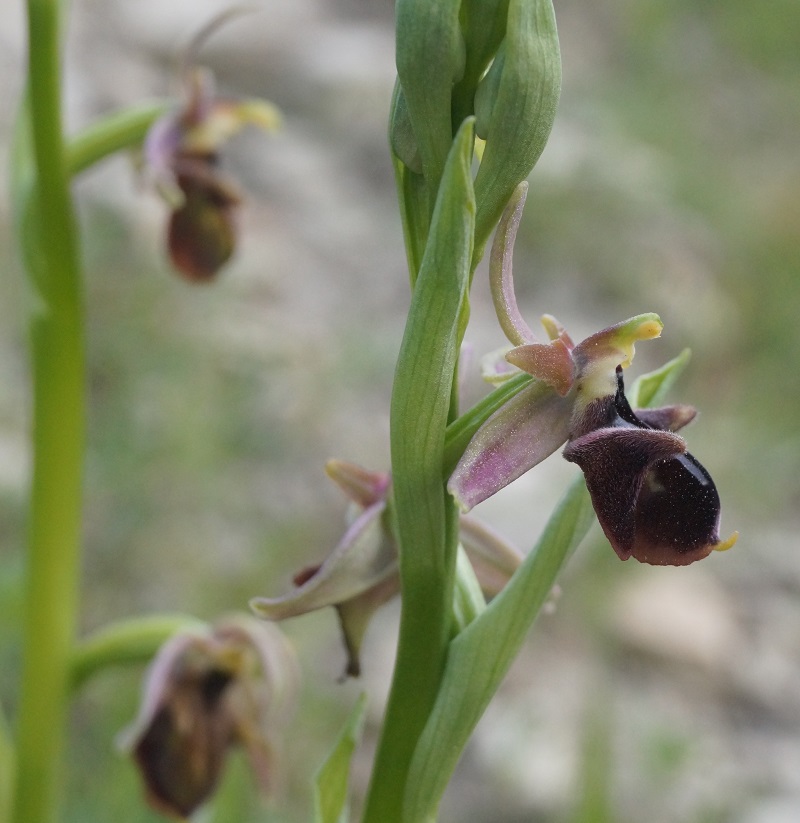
[13,2,85,822]
[362,122,475,823]
[67,100,169,176]
[69,614,207,691]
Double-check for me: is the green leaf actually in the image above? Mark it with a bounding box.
[629,348,692,408]
[314,694,368,823]
[451,0,510,126]
[404,475,594,821]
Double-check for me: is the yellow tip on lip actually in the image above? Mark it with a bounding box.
[714,531,739,552]
[636,319,663,340]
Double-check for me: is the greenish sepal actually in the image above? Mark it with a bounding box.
[404,476,594,821]
[629,348,692,408]
[473,0,562,257]
[395,0,465,199]
[69,613,207,691]
[314,693,368,823]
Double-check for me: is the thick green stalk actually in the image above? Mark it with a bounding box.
[362,121,475,823]
[13,2,85,821]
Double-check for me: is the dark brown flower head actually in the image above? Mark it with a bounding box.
[122,618,297,819]
[143,15,279,282]
[564,367,737,565]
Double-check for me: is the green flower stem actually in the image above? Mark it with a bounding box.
[0,709,14,823]
[363,121,475,823]
[13,2,85,822]
[69,614,207,691]
[67,100,169,176]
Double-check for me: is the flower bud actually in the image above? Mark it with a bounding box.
[394,0,465,192]
[472,0,561,250]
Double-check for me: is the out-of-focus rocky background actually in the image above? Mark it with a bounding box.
[2,1,799,821]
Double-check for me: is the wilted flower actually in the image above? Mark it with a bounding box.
[449,183,737,566]
[144,13,280,281]
[251,460,523,678]
[121,617,297,819]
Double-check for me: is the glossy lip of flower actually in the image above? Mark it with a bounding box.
[119,616,297,819]
[448,182,736,566]
[143,12,280,281]
[564,365,738,565]
[251,460,524,678]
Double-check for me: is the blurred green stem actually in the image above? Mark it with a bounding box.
[67,100,168,176]
[13,1,85,821]
[69,614,207,691]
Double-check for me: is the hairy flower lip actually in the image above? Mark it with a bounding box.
[564,367,737,566]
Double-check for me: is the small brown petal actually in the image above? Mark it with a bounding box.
[634,404,697,432]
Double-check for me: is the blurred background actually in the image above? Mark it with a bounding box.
[1,0,799,821]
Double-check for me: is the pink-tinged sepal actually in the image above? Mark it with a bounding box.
[251,464,398,679]
[448,381,572,512]
[505,338,574,396]
[324,460,391,509]
[633,404,696,432]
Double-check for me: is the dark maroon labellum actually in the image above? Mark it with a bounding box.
[564,367,731,565]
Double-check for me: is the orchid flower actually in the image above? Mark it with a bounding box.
[251,460,523,678]
[120,617,297,819]
[143,13,280,281]
[449,183,737,566]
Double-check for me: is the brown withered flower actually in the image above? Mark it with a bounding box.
[144,14,280,281]
[121,617,297,819]
[252,460,523,678]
